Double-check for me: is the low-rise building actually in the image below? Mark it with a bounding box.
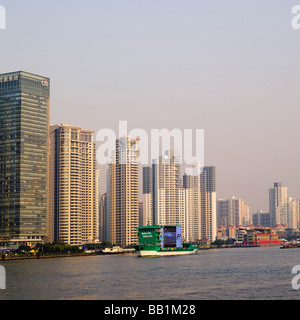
[242,227,279,246]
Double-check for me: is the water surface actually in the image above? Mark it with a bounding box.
[1,246,299,300]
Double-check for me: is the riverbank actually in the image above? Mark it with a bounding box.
[1,253,97,261]
[1,244,283,261]
[1,251,138,261]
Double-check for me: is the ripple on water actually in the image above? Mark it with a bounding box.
[1,247,299,300]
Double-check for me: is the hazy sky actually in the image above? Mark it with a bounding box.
[1,0,300,212]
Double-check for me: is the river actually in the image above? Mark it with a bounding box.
[0,246,299,300]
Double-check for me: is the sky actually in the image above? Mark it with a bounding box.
[1,0,300,212]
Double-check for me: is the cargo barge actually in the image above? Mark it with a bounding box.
[135,225,199,257]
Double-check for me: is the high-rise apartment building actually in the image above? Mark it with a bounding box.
[99,193,107,242]
[138,202,143,226]
[142,166,153,226]
[252,210,270,227]
[152,150,185,235]
[217,199,229,227]
[269,182,288,226]
[200,166,216,242]
[107,136,139,246]
[0,71,50,245]
[287,197,299,229]
[49,124,99,245]
[217,196,250,227]
[183,170,201,242]
[145,157,216,243]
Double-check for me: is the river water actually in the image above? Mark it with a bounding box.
[0,246,299,300]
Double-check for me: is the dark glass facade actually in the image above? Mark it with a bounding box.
[0,71,49,241]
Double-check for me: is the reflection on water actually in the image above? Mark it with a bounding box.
[0,247,299,300]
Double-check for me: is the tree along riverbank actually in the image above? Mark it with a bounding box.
[0,241,136,261]
[1,252,98,261]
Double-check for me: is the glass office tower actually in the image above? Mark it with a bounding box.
[0,71,50,245]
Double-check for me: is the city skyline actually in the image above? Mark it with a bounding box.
[0,71,299,244]
[1,0,300,213]
[1,1,300,303]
